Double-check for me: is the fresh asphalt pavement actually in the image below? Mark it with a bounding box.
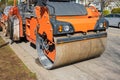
[0,27,120,80]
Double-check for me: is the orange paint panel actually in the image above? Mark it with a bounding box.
[86,6,100,17]
[57,17,98,32]
[45,50,56,62]
[55,6,100,32]
[30,18,37,43]
[26,19,30,36]
[35,6,53,42]
[35,6,55,61]
[26,18,37,44]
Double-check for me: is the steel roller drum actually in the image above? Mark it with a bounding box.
[36,32,107,69]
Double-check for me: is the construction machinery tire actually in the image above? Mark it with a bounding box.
[8,18,14,40]
[0,26,2,31]
[36,31,107,69]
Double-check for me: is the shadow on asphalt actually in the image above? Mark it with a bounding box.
[35,58,43,67]
[109,26,120,29]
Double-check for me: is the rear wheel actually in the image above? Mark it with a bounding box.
[0,26,2,31]
[8,18,14,40]
[0,22,2,31]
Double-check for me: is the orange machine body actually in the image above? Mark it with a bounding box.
[8,1,108,62]
[26,6,55,61]
[25,6,101,61]
[27,6,100,42]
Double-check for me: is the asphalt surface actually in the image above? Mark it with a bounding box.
[0,27,120,80]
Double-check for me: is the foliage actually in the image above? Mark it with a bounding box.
[0,0,18,12]
[0,0,6,10]
[7,0,14,5]
[111,8,120,14]
[103,10,110,16]
[0,0,18,6]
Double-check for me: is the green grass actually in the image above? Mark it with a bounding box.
[0,36,37,80]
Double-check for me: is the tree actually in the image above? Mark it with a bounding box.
[0,0,7,11]
[103,10,110,16]
[111,8,120,14]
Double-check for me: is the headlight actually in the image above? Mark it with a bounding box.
[52,21,74,35]
[63,25,70,32]
[99,23,103,28]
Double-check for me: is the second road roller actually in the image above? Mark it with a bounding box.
[2,0,108,69]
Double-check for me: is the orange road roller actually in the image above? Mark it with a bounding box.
[0,6,12,36]
[6,0,108,69]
